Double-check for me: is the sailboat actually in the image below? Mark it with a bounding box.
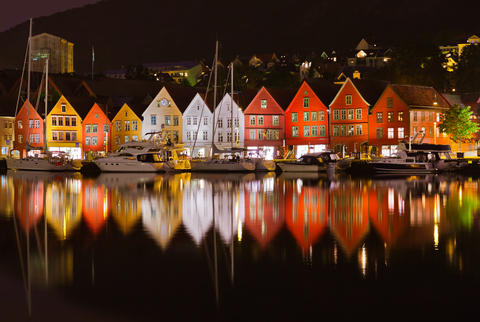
[191,41,254,172]
[7,20,80,172]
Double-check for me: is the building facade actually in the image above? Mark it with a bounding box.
[0,116,14,156]
[182,93,213,158]
[214,93,245,150]
[30,33,74,74]
[13,100,44,157]
[111,103,142,151]
[46,96,83,159]
[82,103,111,156]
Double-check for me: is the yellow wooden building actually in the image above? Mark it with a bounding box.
[46,96,83,159]
[111,103,142,151]
[0,116,14,157]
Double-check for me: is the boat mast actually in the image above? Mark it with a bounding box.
[211,40,218,153]
[230,62,234,149]
[44,58,48,153]
[25,18,32,155]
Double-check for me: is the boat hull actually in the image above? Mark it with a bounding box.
[94,158,164,173]
[6,158,79,172]
[368,162,437,174]
[277,162,327,172]
[191,160,255,172]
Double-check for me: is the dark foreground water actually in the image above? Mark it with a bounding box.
[1,170,480,321]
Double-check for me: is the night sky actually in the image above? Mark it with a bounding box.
[0,0,99,31]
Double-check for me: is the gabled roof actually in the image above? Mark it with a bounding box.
[442,93,465,108]
[390,84,450,109]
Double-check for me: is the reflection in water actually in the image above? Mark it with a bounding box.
[3,171,480,320]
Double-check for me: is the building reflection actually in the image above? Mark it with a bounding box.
[0,175,14,218]
[13,177,44,232]
[182,177,213,245]
[82,179,110,235]
[110,188,142,235]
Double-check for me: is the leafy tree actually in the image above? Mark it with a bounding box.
[455,44,480,92]
[438,105,479,151]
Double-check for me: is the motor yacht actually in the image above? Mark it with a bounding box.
[276,152,339,172]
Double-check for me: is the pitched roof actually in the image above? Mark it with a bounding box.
[390,84,450,109]
[442,93,465,107]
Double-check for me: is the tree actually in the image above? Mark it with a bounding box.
[438,105,479,151]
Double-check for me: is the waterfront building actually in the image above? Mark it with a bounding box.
[244,87,294,160]
[0,116,14,157]
[46,96,83,159]
[182,93,213,158]
[142,86,197,143]
[213,93,247,151]
[82,103,111,156]
[111,103,142,151]
[30,33,74,74]
[369,84,451,155]
[13,100,44,157]
[329,78,386,154]
[285,81,338,158]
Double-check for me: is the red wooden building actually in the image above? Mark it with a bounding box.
[329,78,386,154]
[13,100,45,157]
[244,87,295,160]
[82,102,111,156]
[285,81,338,158]
[368,84,451,156]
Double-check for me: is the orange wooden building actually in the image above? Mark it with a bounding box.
[82,103,111,155]
[13,100,45,157]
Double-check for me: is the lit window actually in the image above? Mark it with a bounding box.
[18,120,22,129]
[261,99,267,108]
[398,112,404,122]
[348,125,354,136]
[273,115,279,126]
[303,112,309,122]
[356,109,362,120]
[388,128,394,139]
[398,127,404,139]
[319,111,325,121]
[387,112,394,122]
[292,126,299,137]
[125,136,129,143]
[304,126,310,137]
[348,109,354,120]
[376,112,383,123]
[125,121,130,131]
[292,113,298,122]
[165,116,171,126]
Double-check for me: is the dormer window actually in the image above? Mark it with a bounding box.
[61,103,66,113]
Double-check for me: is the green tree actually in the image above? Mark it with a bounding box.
[438,105,479,151]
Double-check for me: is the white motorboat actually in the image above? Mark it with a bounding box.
[191,157,255,172]
[276,152,339,172]
[7,152,81,172]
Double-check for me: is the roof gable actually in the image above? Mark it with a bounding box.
[244,87,287,115]
[329,77,370,106]
[183,93,213,117]
[112,103,141,122]
[390,84,450,109]
[84,103,111,124]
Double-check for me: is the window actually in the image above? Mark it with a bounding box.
[61,104,66,113]
[356,109,362,120]
[173,116,179,126]
[132,135,138,142]
[59,132,64,140]
[319,125,326,136]
[376,128,383,138]
[376,112,383,123]
[303,97,309,108]
[65,117,70,126]
[187,131,192,141]
[151,115,157,125]
[35,120,40,128]
[52,117,57,126]
[165,116,171,126]
[311,112,317,121]
[227,132,232,142]
[234,118,239,127]
[58,117,63,126]
[258,115,264,125]
[18,120,22,129]
[333,125,339,136]
[386,97,393,108]
[204,117,208,125]
[217,119,223,128]
[103,136,107,146]
[341,110,347,120]
[65,132,71,141]
[92,136,98,146]
[35,134,40,143]
[29,120,34,128]
[319,111,325,121]
[348,109,354,120]
[52,132,57,141]
[92,124,98,133]
[261,99,267,108]
[429,127,433,137]
[398,112,404,122]
[340,125,346,136]
[202,131,208,140]
[173,131,179,142]
[257,129,265,140]
[72,132,78,141]
[292,112,298,122]
[125,121,130,131]
[132,121,137,131]
[273,115,279,126]
[115,121,121,132]
[192,117,198,126]
[29,134,34,143]
[303,112,309,122]
[421,112,425,122]
[125,111,128,117]
[115,136,120,145]
[333,110,339,120]
[125,136,129,143]
[398,127,404,138]
[436,113,440,122]
[429,112,433,122]
[292,126,299,137]
[250,129,256,140]
[413,111,417,122]
[356,124,363,135]
[234,132,239,143]
[71,117,76,127]
[348,125,355,136]
[387,112,394,122]
[18,135,23,143]
[304,126,310,137]
[388,128,394,139]
[227,118,232,128]
[218,132,223,142]
[86,125,91,133]
[311,126,318,136]
[345,95,352,105]
[187,117,191,126]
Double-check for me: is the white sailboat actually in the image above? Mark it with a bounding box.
[7,20,79,172]
[191,41,254,172]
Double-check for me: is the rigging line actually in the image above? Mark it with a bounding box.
[34,65,46,114]
[212,64,231,141]
[12,205,29,308]
[15,33,30,117]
